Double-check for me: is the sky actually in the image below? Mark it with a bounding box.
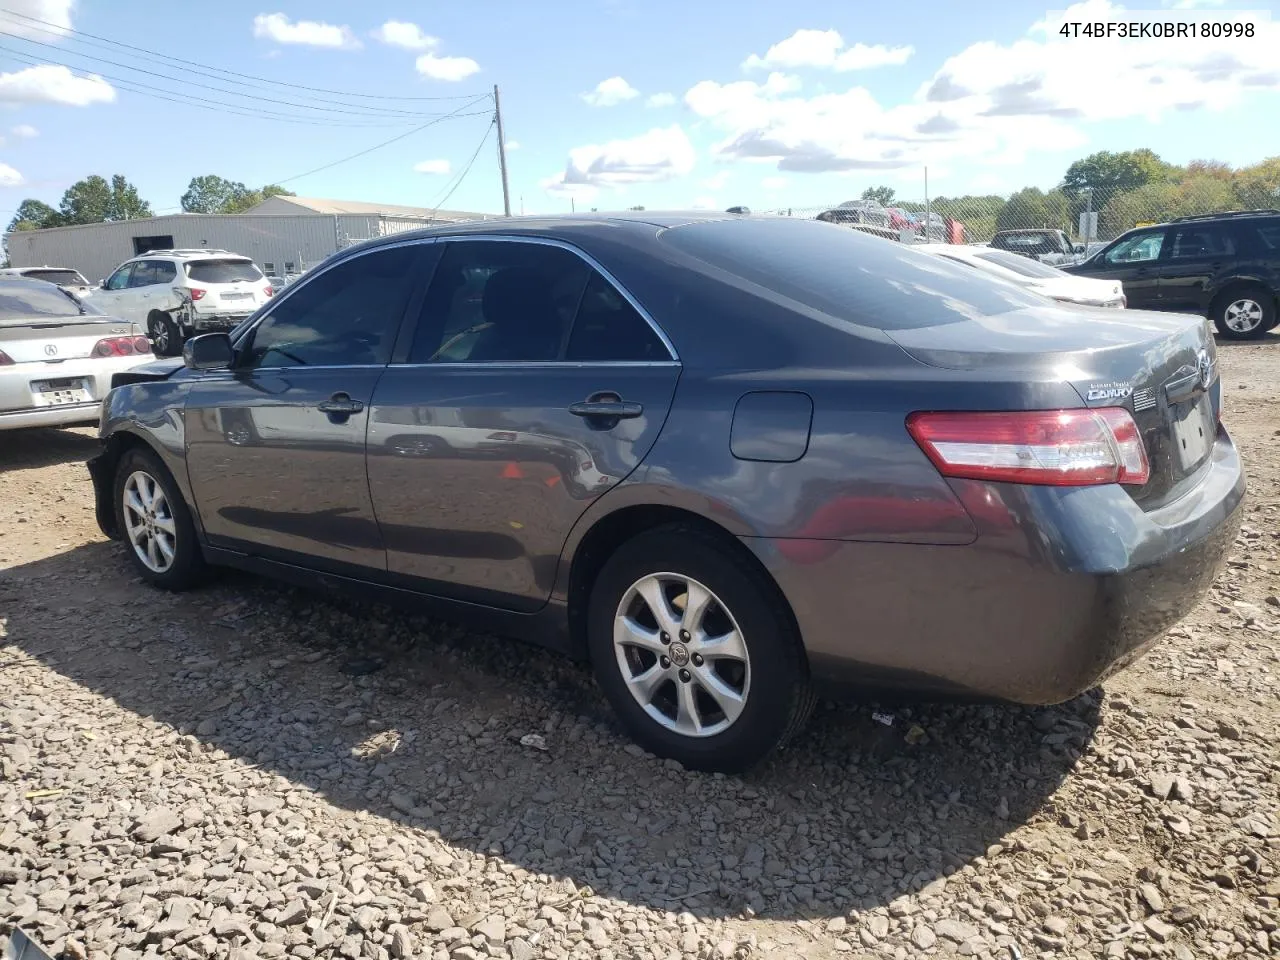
[1,0,1279,219]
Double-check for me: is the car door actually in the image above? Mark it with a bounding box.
[126,260,167,320]
[366,237,681,611]
[1079,228,1168,310]
[1156,222,1237,314]
[183,242,432,573]
[94,262,137,320]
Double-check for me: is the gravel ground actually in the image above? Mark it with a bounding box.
[2,337,1278,960]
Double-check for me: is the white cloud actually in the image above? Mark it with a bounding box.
[371,20,438,50]
[415,53,480,82]
[541,179,599,203]
[414,159,451,175]
[11,124,37,138]
[544,124,696,193]
[505,139,521,150]
[0,65,115,107]
[743,29,913,72]
[761,175,789,191]
[700,170,732,189]
[0,0,73,38]
[252,13,359,49]
[686,0,1280,176]
[646,92,676,108]
[0,162,22,187]
[582,76,640,107]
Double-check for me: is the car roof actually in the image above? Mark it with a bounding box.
[129,249,249,261]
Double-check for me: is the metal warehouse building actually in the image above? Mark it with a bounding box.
[4,195,493,283]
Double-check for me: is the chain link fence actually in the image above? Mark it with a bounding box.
[762,180,1280,248]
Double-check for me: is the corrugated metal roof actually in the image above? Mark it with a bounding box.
[245,195,492,220]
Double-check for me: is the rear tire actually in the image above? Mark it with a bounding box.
[587,523,814,773]
[148,311,181,357]
[1212,285,1275,340]
[112,447,206,590]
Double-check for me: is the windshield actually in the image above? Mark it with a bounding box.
[23,269,89,286]
[0,283,88,323]
[975,250,1064,279]
[663,218,1042,331]
[186,259,264,283]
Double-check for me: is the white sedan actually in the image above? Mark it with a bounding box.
[0,278,156,431]
[917,243,1126,309]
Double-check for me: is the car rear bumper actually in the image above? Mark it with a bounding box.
[745,427,1245,704]
[0,355,154,432]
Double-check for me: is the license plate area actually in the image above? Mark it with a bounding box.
[1172,395,1214,472]
[31,377,91,406]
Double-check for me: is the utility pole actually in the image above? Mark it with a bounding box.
[493,84,512,217]
[923,166,930,242]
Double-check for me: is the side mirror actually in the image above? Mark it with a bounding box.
[98,278,106,288]
[183,333,234,371]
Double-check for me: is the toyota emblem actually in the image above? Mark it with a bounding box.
[43,344,57,357]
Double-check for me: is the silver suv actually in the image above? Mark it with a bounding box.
[93,250,273,355]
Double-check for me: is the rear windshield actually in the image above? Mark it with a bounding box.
[186,259,264,283]
[0,284,85,323]
[975,249,1063,278]
[23,269,89,285]
[661,218,1043,330]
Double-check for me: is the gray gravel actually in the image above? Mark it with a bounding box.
[2,340,1279,959]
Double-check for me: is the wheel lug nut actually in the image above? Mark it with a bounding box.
[660,633,670,645]
[680,630,690,641]
[692,654,703,667]
[660,656,670,669]
[678,669,691,683]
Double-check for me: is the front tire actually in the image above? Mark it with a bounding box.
[148,311,182,357]
[112,447,205,590]
[588,524,814,773]
[1212,285,1275,340]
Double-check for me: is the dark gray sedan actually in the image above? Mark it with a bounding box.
[87,213,1244,772]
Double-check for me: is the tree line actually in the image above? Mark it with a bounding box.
[860,150,1280,241]
[6,175,295,233]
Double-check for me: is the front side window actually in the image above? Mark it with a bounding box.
[1169,224,1235,259]
[105,263,134,291]
[239,245,422,370]
[409,241,590,363]
[1106,231,1166,264]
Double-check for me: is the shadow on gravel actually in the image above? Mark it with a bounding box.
[0,427,98,473]
[5,541,1100,922]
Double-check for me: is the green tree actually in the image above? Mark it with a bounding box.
[861,185,895,205]
[996,187,1053,231]
[57,174,152,225]
[1062,149,1173,210]
[1233,156,1280,207]
[7,199,61,232]
[181,175,295,214]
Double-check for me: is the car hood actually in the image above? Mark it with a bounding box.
[1027,275,1124,304]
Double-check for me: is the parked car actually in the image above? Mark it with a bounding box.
[0,277,152,431]
[991,229,1082,264]
[817,200,890,229]
[1065,210,1280,340]
[88,214,1243,772]
[917,243,1126,308]
[0,265,95,300]
[92,249,274,356]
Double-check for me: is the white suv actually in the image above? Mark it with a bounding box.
[93,250,273,356]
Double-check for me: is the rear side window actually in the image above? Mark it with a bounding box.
[566,272,669,362]
[187,259,264,283]
[1249,220,1280,252]
[661,218,1041,331]
[1169,225,1235,259]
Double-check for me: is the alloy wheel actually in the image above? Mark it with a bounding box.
[613,572,751,738]
[150,317,170,354]
[1224,298,1264,334]
[122,470,177,573]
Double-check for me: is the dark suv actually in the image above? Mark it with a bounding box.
[1066,210,1280,340]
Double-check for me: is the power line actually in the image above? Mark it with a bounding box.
[0,31,475,119]
[0,9,484,102]
[427,120,495,213]
[0,48,450,128]
[273,98,495,186]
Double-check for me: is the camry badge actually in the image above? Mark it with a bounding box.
[1086,382,1131,401]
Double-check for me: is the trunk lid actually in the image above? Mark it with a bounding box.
[0,317,143,362]
[887,306,1218,506]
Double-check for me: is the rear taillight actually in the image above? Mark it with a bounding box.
[264,285,274,298]
[0,349,12,365]
[187,288,206,301]
[90,336,153,358]
[907,408,1150,487]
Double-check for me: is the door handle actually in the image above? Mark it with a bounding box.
[568,399,644,420]
[317,393,364,420]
